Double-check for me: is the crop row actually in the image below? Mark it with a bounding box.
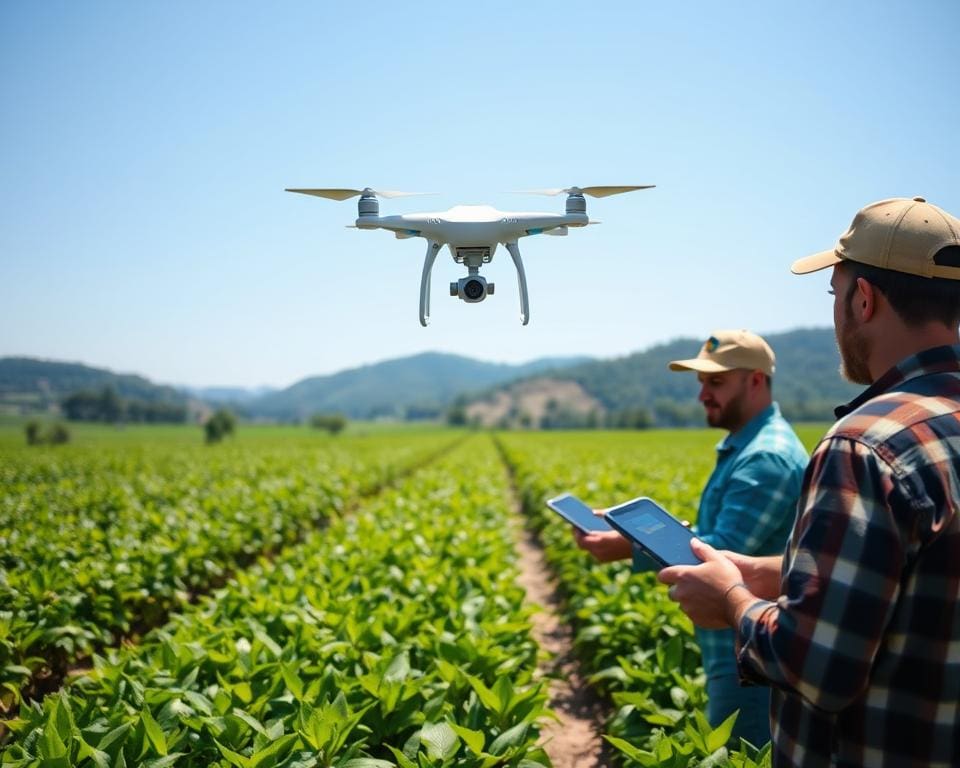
[1,435,551,767]
[0,431,460,707]
[496,430,775,767]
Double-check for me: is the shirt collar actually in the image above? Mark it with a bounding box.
[834,344,960,419]
[717,402,780,454]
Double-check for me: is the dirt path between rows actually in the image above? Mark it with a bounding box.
[509,521,610,768]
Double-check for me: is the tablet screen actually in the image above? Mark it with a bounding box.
[546,493,613,533]
[606,497,700,567]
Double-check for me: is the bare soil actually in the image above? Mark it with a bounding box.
[466,378,604,428]
[511,524,610,768]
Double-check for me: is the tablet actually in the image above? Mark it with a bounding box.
[605,496,700,567]
[545,492,613,534]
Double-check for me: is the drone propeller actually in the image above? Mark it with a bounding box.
[519,185,655,198]
[285,187,430,201]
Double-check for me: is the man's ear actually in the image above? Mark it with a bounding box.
[854,277,877,322]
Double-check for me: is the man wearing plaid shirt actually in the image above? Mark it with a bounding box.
[575,329,808,747]
[660,197,960,766]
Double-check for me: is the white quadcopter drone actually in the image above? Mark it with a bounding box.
[285,184,654,326]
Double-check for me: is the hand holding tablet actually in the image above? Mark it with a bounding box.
[545,492,613,534]
[547,492,700,567]
[605,496,700,567]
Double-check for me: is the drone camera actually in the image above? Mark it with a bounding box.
[450,275,494,303]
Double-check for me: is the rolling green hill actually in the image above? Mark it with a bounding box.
[0,357,189,417]
[2,329,859,426]
[246,352,593,421]
[461,328,861,427]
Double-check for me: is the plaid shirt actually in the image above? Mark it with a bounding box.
[737,345,960,767]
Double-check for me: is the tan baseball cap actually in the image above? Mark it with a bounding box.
[669,329,775,376]
[791,197,960,279]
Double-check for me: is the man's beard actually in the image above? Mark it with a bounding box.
[706,398,747,431]
[703,377,749,431]
[838,304,873,385]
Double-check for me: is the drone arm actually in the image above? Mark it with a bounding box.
[419,240,441,327]
[504,241,530,326]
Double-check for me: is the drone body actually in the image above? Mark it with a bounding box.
[286,185,653,326]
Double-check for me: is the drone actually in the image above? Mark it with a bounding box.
[285,185,654,326]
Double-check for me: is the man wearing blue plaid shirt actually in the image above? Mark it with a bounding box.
[575,329,808,746]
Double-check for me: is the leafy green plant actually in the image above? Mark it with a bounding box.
[0,430,461,705]
[495,430,781,766]
[2,435,552,766]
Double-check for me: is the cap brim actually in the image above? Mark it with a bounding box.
[668,359,735,373]
[791,249,841,275]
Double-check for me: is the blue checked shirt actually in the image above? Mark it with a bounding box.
[694,403,808,678]
[737,345,960,767]
[635,403,808,677]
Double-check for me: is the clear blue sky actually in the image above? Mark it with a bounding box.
[2,1,958,387]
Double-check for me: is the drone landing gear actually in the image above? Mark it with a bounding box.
[505,242,530,326]
[419,239,529,326]
[419,240,441,326]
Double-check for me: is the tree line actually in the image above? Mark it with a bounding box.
[60,387,187,423]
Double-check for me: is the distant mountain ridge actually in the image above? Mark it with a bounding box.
[0,353,593,421]
[246,352,594,421]
[0,356,189,416]
[1,330,857,424]
[462,327,860,427]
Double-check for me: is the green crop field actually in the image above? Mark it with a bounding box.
[0,423,830,767]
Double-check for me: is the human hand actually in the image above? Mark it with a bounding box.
[572,527,633,563]
[719,551,783,601]
[657,539,750,629]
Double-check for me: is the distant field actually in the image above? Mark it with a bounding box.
[0,418,456,448]
[0,418,832,449]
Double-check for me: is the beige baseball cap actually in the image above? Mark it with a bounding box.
[669,329,775,376]
[791,197,960,279]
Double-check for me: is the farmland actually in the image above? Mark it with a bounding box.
[0,422,827,767]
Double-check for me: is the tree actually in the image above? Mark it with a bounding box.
[60,387,186,423]
[61,390,101,421]
[446,404,468,426]
[48,422,71,444]
[309,413,347,435]
[24,420,70,445]
[24,420,41,445]
[98,386,123,423]
[204,409,236,444]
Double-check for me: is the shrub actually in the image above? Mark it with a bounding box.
[24,420,41,445]
[310,413,347,434]
[49,423,71,444]
[204,409,236,444]
[25,420,70,446]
